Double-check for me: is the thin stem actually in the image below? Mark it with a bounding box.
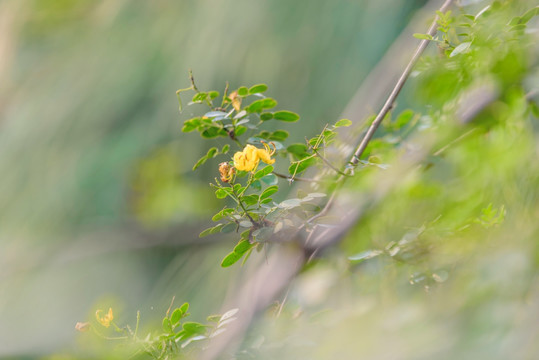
[91,327,128,341]
[272,171,323,183]
[221,81,230,108]
[312,148,350,176]
[350,0,454,166]
[166,296,175,317]
[189,69,215,109]
[232,181,258,227]
[306,0,455,224]
[188,69,199,92]
[433,127,477,156]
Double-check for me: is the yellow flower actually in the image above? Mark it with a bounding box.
[233,143,275,172]
[95,308,113,328]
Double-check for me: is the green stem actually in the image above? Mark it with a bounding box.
[232,178,258,227]
[91,327,128,341]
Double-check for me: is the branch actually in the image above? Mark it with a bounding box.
[349,0,455,166]
[307,0,455,224]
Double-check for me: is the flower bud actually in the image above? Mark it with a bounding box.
[75,322,91,332]
[219,162,235,183]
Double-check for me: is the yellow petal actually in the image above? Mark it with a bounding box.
[106,308,113,322]
[233,152,247,171]
[257,149,275,165]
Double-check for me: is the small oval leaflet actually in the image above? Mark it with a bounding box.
[273,110,300,122]
[260,185,278,200]
[249,84,268,94]
[334,118,352,127]
[220,308,239,322]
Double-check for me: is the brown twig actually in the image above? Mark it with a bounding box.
[307,0,455,224]
[349,0,455,166]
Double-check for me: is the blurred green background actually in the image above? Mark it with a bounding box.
[0,0,426,357]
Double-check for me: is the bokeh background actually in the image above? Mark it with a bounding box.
[0,0,426,357]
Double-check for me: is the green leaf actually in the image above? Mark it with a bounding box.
[449,42,471,57]
[212,208,235,221]
[235,126,247,137]
[247,98,278,113]
[206,147,218,159]
[192,92,208,102]
[519,7,539,24]
[179,302,189,315]
[221,222,237,233]
[334,119,352,128]
[247,137,284,150]
[254,165,274,179]
[215,189,227,199]
[413,33,433,40]
[261,173,278,185]
[208,91,219,100]
[162,318,173,333]
[204,111,229,120]
[221,144,230,154]
[348,249,383,263]
[201,127,225,138]
[234,110,247,119]
[287,143,309,157]
[192,155,208,171]
[234,239,254,255]
[269,130,289,141]
[207,314,221,322]
[182,322,207,335]
[242,194,259,206]
[240,229,251,240]
[288,157,317,175]
[221,251,243,267]
[171,308,183,325]
[255,131,271,139]
[260,112,273,121]
[237,86,249,97]
[260,185,279,200]
[273,110,300,122]
[394,110,415,130]
[233,184,243,193]
[199,224,224,237]
[509,16,521,26]
[182,117,201,132]
[278,198,302,209]
[249,84,268,94]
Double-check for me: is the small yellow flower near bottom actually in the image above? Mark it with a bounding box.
[96,308,114,328]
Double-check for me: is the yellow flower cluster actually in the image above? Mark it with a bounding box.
[233,143,275,172]
[95,308,114,328]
